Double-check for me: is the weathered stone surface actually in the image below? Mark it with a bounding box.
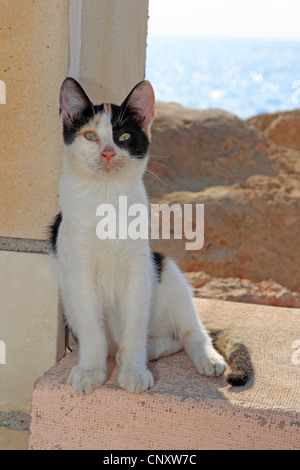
[0,411,30,431]
[150,181,300,293]
[147,102,274,198]
[28,300,300,450]
[249,110,300,151]
[185,272,300,308]
[147,103,300,294]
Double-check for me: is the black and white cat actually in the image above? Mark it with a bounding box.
[49,78,252,395]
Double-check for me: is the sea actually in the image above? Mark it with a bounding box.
[145,35,300,119]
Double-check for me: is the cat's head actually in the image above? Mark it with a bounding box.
[59,78,155,181]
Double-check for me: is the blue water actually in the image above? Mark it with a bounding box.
[145,36,300,119]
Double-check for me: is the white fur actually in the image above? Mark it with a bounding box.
[52,102,226,395]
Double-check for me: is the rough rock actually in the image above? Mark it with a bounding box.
[249,109,300,151]
[184,272,300,308]
[150,182,300,293]
[0,411,30,431]
[147,103,274,197]
[146,103,300,294]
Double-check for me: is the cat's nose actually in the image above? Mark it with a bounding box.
[101,148,116,163]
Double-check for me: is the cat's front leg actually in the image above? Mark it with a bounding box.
[116,272,154,393]
[61,275,108,395]
[68,322,108,396]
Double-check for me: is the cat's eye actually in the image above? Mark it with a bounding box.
[119,132,131,142]
[84,132,98,142]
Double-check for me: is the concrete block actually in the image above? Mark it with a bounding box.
[0,251,60,412]
[29,299,300,450]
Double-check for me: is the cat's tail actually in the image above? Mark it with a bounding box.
[205,323,253,386]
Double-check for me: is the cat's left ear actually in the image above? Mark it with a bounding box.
[123,81,155,136]
[59,77,93,128]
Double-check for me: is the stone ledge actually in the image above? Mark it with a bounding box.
[29,299,300,450]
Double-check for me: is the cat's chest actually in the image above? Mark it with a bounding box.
[81,199,148,281]
[60,177,149,272]
[73,189,148,242]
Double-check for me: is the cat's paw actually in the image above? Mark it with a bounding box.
[118,369,154,393]
[68,365,107,396]
[194,346,227,377]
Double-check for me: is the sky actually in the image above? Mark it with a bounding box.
[148,0,300,40]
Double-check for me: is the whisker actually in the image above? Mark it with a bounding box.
[148,153,169,160]
[145,168,166,188]
[117,101,130,127]
[118,115,132,127]
[128,155,168,188]
[148,159,170,170]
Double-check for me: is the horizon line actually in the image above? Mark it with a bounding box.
[147,33,300,42]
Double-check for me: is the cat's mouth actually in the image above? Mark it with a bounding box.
[101,163,118,172]
[89,155,126,174]
[99,159,125,172]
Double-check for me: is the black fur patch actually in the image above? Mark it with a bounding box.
[152,251,165,282]
[62,105,100,145]
[63,101,150,158]
[62,83,151,158]
[48,212,62,254]
[110,103,150,158]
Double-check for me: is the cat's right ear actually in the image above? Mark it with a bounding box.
[59,77,93,127]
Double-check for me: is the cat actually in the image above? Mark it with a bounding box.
[49,77,252,395]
